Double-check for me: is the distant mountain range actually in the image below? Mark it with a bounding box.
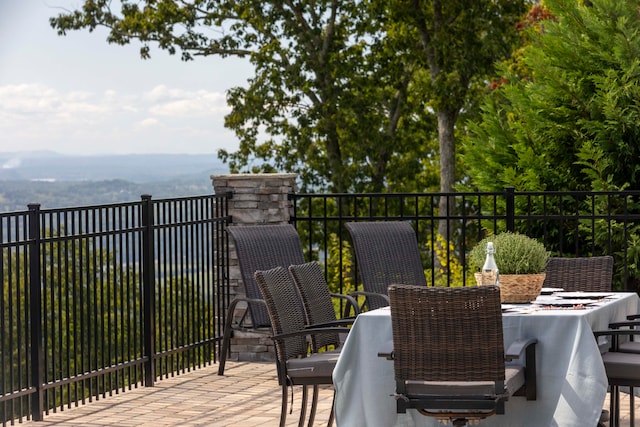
[0,152,231,211]
[0,151,229,182]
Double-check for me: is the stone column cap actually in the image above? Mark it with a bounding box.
[211,173,297,180]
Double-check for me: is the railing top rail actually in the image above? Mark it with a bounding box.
[291,189,640,197]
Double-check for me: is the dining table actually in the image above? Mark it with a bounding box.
[332,290,640,427]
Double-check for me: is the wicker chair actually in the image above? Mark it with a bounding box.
[288,261,359,351]
[345,221,427,310]
[593,328,640,427]
[217,224,305,376]
[254,266,350,427]
[380,285,537,427]
[543,255,614,292]
[545,256,617,427]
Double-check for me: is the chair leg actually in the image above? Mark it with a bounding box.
[307,385,319,427]
[299,385,309,427]
[217,327,231,375]
[327,390,336,427]
[218,299,243,376]
[631,386,635,427]
[280,384,289,427]
[610,385,619,427]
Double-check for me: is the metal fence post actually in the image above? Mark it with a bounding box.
[141,195,155,386]
[505,186,515,232]
[27,203,43,421]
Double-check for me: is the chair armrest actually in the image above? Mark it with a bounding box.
[329,292,361,316]
[305,318,356,329]
[377,350,394,360]
[593,329,640,351]
[593,329,640,338]
[230,297,266,306]
[272,327,352,341]
[609,320,640,329]
[505,338,537,362]
[224,297,267,327]
[349,291,390,310]
[506,338,538,401]
[628,314,640,320]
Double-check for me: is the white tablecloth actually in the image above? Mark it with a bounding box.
[332,292,640,427]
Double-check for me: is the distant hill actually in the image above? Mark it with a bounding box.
[0,152,230,211]
[0,151,228,182]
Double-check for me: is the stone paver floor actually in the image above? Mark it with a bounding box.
[19,362,333,427]
[16,361,638,426]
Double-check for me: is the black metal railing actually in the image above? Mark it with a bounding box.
[4,187,640,425]
[290,188,640,294]
[1,194,230,425]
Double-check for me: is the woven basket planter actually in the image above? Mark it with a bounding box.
[475,272,546,303]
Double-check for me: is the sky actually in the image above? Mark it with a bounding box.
[0,0,253,156]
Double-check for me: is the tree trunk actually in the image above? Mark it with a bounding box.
[436,108,457,272]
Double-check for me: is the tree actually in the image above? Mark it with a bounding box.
[463,0,640,192]
[387,0,528,238]
[462,0,640,289]
[51,0,436,193]
[50,0,526,195]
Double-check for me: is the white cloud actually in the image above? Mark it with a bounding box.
[0,1,253,155]
[0,82,237,155]
[137,117,160,128]
[146,86,228,117]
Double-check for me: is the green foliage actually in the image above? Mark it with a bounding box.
[426,233,475,287]
[462,0,640,288]
[323,233,360,314]
[592,214,640,291]
[469,232,549,274]
[463,0,640,192]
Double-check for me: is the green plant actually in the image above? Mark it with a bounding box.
[469,232,548,274]
[427,233,476,287]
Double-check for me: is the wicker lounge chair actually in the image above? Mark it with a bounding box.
[345,221,427,310]
[218,224,305,375]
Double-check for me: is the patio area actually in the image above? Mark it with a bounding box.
[20,361,334,427]
[15,360,639,426]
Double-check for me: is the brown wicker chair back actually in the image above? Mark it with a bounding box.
[389,285,505,383]
[254,266,309,360]
[385,284,537,426]
[345,221,427,310]
[544,256,613,292]
[218,224,305,376]
[255,266,345,427]
[228,224,306,326]
[288,261,347,351]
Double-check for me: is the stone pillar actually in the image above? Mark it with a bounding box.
[211,173,298,362]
